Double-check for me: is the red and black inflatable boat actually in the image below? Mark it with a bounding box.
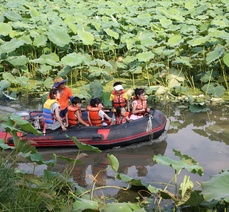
[3,109,167,149]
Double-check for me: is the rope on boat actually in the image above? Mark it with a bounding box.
[146,114,154,139]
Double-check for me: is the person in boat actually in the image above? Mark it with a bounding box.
[43,88,66,131]
[52,76,73,128]
[129,88,150,120]
[114,106,130,124]
[110,82,130,112]
[87,98,112,126]
[68,96,89,126]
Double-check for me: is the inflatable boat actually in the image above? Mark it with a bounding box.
[2,109,167,149]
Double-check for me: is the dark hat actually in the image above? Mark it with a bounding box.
[53,77,67,88]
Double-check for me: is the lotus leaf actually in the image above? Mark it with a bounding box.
[223,53,229,67]
[136,51,154,62]
[167,34,182,47]
[61,52,90,67]
[6,55,28,66]
[0,38,25,54]
[29,7,40,17]
[104,28,119,39]
[0,23,12,36]
[201,171,229,203]
[206,45,224,65]
[105,203,138,212]
[73,197,99,211]
[172,57,192,68]
[33,35,47,47]
[3,11,22,21]
[107,154,119,172]
[77,29,94,45]
[47,28,71,47]
[201,83,226,97]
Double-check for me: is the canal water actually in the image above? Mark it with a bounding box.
[1,99,229,198]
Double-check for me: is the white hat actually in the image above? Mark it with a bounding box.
[114,84,123,91]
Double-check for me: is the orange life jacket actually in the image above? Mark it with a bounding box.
[135,98,147,115]
[112,90,127,108]
[68,105,81,125]
[115,112,129,124]
[87,105,103,126]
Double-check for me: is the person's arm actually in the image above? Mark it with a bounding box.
[76,110,89,126]
[131,101,145,115]
[87,112,92,126]
[54,108,66,131]
[65,112,69,127]
[127,99,130,112]
[104,113,112,122]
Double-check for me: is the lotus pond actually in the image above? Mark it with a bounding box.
[0,100,228,211]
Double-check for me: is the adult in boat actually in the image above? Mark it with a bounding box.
[68,96,89,126]
[87,98,112,126]
[129,88,150,120]
[53,76,73,127]
[110,82,130,112]
[43,88,66,131]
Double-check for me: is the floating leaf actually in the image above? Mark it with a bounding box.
[189,104,210,113]
[73,197,98,211]
[201,171,229,203]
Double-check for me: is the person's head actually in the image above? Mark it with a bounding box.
[90,98,103,107]
[71,96,82,107]
[134,88,145,100]
[49,88,60,100]
[116,106,126,117]
[53,77,67,89]
[113,82,123,95]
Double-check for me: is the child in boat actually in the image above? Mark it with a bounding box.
[110,82,130,112]
[114,106,130,124]
[43,88,66,131]
[68,97,89,126]
[87,98,112,126]
[130,88,150,120]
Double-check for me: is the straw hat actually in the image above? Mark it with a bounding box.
[53,77,67,88]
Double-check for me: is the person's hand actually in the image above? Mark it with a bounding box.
[61,125,66,131]
[85,124,90,126]
[65,123,69,128]
[146,108,150,113]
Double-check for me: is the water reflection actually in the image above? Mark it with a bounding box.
[38,139,167,187]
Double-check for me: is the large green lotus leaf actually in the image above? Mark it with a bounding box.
[104,28,119,39]
[167,34,182,46]
[37,64,52,75]
[123,56,137,64]
[141,37,157,48]
[47,28,71,47]
[201,171,229,203]
[223,53,229,67]
[211,18,228,28]
[107,154,119,172]
[126,38,134,50]
[0,23,12,36]
[33,35,47,47]
[77,29,94,45]
[61,52,91,67]
[0,38,25,53]
[3,11,22,21]
[208,29,229,40]
[167,68,185,86]
[116,173,145,186]
[136,51,154,62]
[160,17,172,28]
[73,197,98,211]
[0,139,14,150]
[201,83,225,97]
[29,7,39,17]
[0,80,10,92]
[2,73,18,84]
[189,104,210,113]
[64,16,77,34]
[68,136,101,153]
[188,36,209,46]
[172,57,192,68]
[91,59,112,68]
[105,203,135,212]
[206,45,224,65]
[153,153,203,176]
[6,55,28,66]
